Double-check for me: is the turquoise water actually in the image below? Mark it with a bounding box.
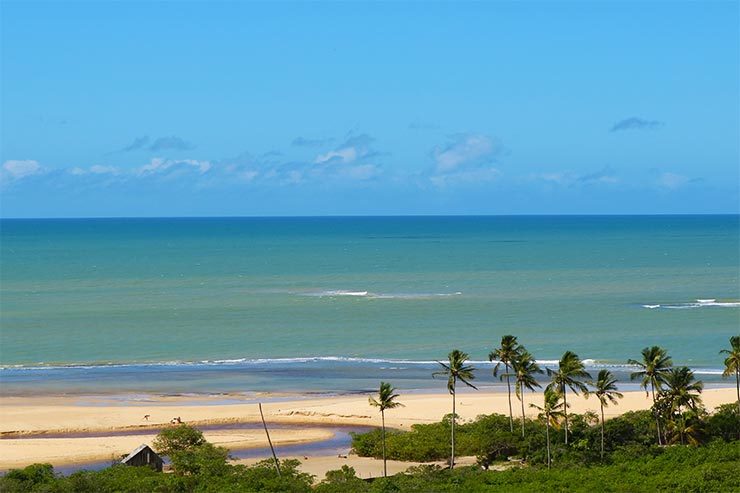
[1,216,738,394]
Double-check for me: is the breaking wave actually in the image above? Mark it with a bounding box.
[0,355,721,376]
[641,298,740,310]
[299,290,463,300]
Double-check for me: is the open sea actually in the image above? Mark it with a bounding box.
[1,216,738,396]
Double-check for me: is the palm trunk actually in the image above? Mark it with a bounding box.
[735,369,739,417]
[600,402,605,460]
[546,418,551,469]
[736,369,739,439]
[381,409,387,477]
[259,402,281,478]
[563,386,569,445]
[520,389,526,438]
[505,363,513,433]
[651,382,662,445]
[450,384,456,470]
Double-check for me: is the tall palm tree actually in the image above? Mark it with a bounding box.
[511,349,543,438]
[368,381,404,477]
[660,367,704,446]
[530,387,566,468]
[628,346,672,445]
[489,335,521,433]
[720,336,740,415]
[546,351,591,445]
[592,369,623,459]
[433,349,477,469]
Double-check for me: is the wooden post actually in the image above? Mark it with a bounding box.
[259,402,281,477]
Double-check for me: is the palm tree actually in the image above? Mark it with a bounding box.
[530,387,566,468]
[720,336,740,415]
[628,346,672,445]
[666,409,703,446]
[659,367,704,445]
[433,349,477,469]
[511,349,543,438]
[592,369,623,459]
[489,335,521,433]
[546,351,591,445]
[661,366,703,413]
[368,381,404,477]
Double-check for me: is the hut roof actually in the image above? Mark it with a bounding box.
[121,444,159,464]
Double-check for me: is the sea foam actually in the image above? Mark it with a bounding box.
[641,298,740,310]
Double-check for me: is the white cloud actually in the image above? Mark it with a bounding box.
[529,167,620,187]
[433,134,496,173]
[2,160,43,180]
[313,134,374,165]
[68,165,120,176]
[315,147,358,164]
[137,158,211,176]
[657,172,689,189]
[90,165,119,175]
[69,167,87,176]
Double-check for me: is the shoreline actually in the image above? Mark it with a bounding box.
[0,388,735,471]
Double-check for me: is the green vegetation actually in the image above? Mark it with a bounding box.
[4,416,737,492]
[350,406,738,465]
[318,441,740,493]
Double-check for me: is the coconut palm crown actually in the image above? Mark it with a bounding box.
[660,366,704,414]
[369,381,404,413]
[434,349,477,394]
[489,335,522,432]
[628,346,672,395]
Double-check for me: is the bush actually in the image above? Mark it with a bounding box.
[152,424,206,456]
[705,403,740,442]
[169,442,231,476]
[315,466,369,493]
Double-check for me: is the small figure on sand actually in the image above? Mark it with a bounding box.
[143,414,150,421]
[170,416,182,424]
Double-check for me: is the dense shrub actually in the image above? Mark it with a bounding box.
[2,408,738,492]
[152,424,206,456]
[705,403,740,441]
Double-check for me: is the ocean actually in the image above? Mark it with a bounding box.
[1,216,738,396]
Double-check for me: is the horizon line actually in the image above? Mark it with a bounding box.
[1,213,739,221]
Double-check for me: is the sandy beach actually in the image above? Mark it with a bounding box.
[0,387,735,477]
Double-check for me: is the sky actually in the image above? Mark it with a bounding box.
[1,1,738,217]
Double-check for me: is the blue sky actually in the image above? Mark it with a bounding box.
[1,1,738,217]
